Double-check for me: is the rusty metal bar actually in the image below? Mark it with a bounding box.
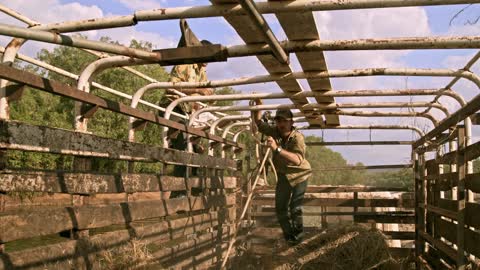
[0,5,39,26]
[227,36,480,57]
[307,141,413,146]
[134,0,480,21]
[133,68,480,94]
[1,1,475,33]
[0,64,243,148]
[0,23,227,63]
[180,102,440,149]
[413,90,480,148]
[299,125,425,137]
[310,164,413,171]
[0,23,162,61]
[191,102,443,119]
[1,22,479,61]
[238,0,289,64]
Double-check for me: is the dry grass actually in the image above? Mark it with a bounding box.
[234,224,414,270]
[96,238,153,270]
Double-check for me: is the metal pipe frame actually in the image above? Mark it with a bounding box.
[425,51,480,115]
[298,125,425,137]
[307,141,413,146]
[231,127,250,159]
[153,68,477,124]
[132,1,480,21]
[183,103,439,151]
[227,36,480,57]
[191,103,442,122]
[237,0,289,64]
[74,56,184,130]
[0,46,166,112]
[0,23,165,62]
[157,67,478,147]
[1,0,474,31]
[0,2,479,163]
[212,121,251,155]
[2,23,480,62]
[135,86,465,110]
[0,4,39,26]
[0,7,229,123]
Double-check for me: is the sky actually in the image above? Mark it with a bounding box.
[0,0,479,165]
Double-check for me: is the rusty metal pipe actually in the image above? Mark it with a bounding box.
[238,0,289,64]
[134,0,480,21]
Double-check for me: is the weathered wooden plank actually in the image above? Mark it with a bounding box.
[437,198,458,212]
[0,120,237,169]
[0,65,244,149]
[154,226,234,269]
[464,140,480,161]
[353,214,415,224]
[419,230,457,261]
[0,170,237,194]
[465,173,480,193]
[383,231,415,240]
[455,126,467,268]
[432,172,458,191]
[255,185,409,193]
[432,151,457,165]
[252,197,415,208]
[434,217,480,258]
[425,204,458,220]
[465,202,480,228]
[0,213,230,270]
[0,194,235,243]
[253,211,415,224]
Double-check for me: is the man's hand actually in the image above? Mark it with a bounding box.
[251,98,263,124]
[266,136,278,151]
[254,98,263,105]
[196,88,214,96]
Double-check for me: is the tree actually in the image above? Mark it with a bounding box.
[8,37,169,172]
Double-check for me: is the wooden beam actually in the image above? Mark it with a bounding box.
[255,185,410,193]
[0,170,237,194]
[0,65,244,149]
[252,197,415,208]
[0,120,237,169]
[0,211,230,269]
[0,194,235,243]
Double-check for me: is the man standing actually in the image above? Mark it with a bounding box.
[159,19,214,197]
[252,100,312,245]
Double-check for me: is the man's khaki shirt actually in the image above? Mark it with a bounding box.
[160,64,207,114]
[257,122,312,186]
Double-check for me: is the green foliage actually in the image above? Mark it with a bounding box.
[303,135,412,189]
[8,37,169,172]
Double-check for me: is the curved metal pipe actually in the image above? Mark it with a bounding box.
[231,127,250,159]
[160,68,480,147]
[191,104,440,125]
[299,125,426,138]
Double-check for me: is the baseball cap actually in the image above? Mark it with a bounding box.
[274,109,293,121]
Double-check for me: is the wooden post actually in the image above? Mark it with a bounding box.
[414,149,426,266]
[321,206,327,228]
[353,191,358,224]
[456,126,466,269]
